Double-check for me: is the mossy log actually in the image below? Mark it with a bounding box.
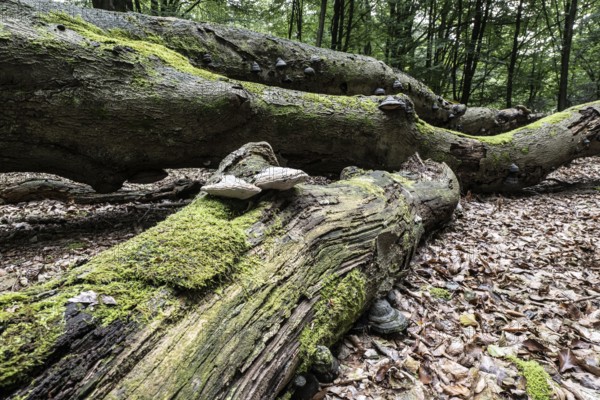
[8,0,536,135]
[0,142,460,399]
[1,0,599,194]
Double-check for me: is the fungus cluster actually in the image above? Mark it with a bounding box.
[201,166,309,200]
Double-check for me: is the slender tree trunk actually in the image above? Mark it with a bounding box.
[506,0,524,108]
[297,0,303,41]
[288,0,296,39]
[385,0,397,65]
[425,0,434,70]
[342,0,354,52]
[331,0,341,49]
[460,0,491,105]
[337,0,345,50]
[558,0,577,111]
[316,0,327,47]
[451,0,463,100]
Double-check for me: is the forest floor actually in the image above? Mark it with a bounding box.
[1,158,599,400]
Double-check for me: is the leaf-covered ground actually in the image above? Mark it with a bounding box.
[0,158,599,399]
[325,158,600,400]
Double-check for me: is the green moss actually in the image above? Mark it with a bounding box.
[432,105,585,146]
[522,109,571,130]
[0,280,162,388]
[66,241,86,250]
[299,269,367,368]
[41,12,220,81]
[0,23,11,39]
[302,92,334,108]
[520,146,530,154]
[506,356,553,400]
[81,197,263,290]
[415,117,436,135]
[429,287,451,300]
[343,176,386,196]
[0,197,265,389]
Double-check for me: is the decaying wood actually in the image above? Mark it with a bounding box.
[0,142,459,399]
[0,178,202,204]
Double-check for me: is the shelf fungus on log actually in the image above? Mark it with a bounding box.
[201,175,262,199]
[367,298,409,335]
[252,166,309,190]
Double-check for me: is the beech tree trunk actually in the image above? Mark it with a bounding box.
[0,142,459,399]
[0,0,599,195]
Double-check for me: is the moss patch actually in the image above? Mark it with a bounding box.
[41,12,220,81]
[521,109,571,130]
[506,355,553,400]
[299,269,367,367]
[429,287,451,300]
[0,23,11,40]
[81,197,263,290]
[66,241,87,250]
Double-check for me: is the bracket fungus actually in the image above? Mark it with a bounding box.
[378,96,406,111]
[304,67,315,76]
[373,87,386,96]
[252,167,309,190]
[275,57,287,69]
[311,346,339,383]
[250,61,261,73]
[368,299,409,335]
[201,175,262,200]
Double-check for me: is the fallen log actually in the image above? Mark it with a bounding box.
[0,0,599,194]
[0,142,459,399]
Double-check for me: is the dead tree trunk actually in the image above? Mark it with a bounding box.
[0,142,459,399]
[1,0,599,194]
[5,0,539,135]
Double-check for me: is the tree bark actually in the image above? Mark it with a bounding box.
[315,0,327,47]
[558,0,577,111]
[0,0,599,195]
[0,142,460,400]
[506,0,524,108]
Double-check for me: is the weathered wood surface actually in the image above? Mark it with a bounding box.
[0,143,459,399]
